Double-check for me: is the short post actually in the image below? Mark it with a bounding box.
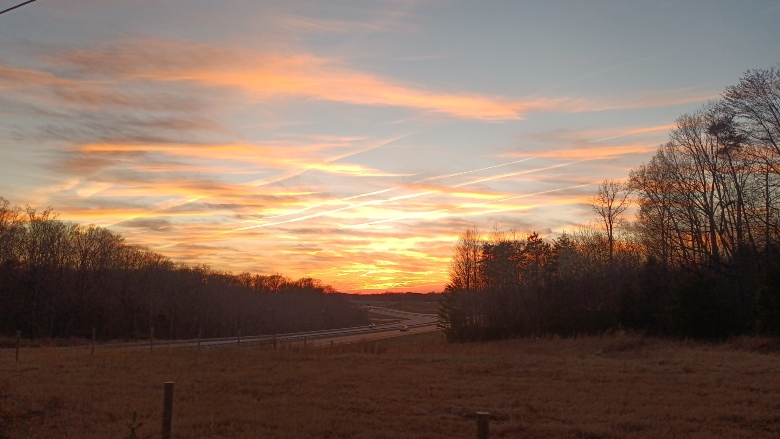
[476,411,489,439]
[162,382,174,439]
[150,326,154,353]
[238,329,241,346]
[303,336,307,348]
[91,328,96,355]
[15,330,20,362]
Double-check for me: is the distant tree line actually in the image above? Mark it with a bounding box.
[0,200,366,340]
[440,64,780,340]
[351,292,441,304]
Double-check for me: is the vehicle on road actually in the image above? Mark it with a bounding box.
[399,325,409,332]
[369,323,376,330]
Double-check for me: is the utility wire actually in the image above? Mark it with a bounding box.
[0,0,37,16]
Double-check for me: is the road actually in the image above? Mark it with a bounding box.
[89,306,439,351]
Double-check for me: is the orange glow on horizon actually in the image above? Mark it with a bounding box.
[1,30,693,293]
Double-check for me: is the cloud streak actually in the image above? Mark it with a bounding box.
[46,39,571,120]
[0,6,714,293]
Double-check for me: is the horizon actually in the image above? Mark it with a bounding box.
[1,0,779,293]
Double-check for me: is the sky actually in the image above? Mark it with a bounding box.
[1,0,779,293]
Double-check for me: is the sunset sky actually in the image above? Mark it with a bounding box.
[1,1,779,292]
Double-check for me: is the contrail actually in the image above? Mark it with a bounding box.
[158,158,546,249]
[261,187,397,220]
[256,157,534,221]
[415,158,534,183]
[592,124,674,143]
[342,183,591,229]
[156,160,589,250]
[228,189,440,232]
[448,160,584,189]
[108,131,421,229]
[224,159,575,233]
[243,131,420,188]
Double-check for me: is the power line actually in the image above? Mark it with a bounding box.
[0,0,38,16]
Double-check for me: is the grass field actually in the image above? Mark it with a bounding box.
[2,332,780,438]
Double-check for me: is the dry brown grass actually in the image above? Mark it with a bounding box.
[2,332,780,438]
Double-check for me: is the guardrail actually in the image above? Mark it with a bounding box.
[1,306,437,357]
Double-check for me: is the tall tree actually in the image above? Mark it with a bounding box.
[589,179,630,263]
[447,226,482,292]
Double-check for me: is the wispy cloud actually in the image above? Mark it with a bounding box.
[343,183,590,229]
[0,23,702,293]
[502,123,673,161]
[44,39,570,120]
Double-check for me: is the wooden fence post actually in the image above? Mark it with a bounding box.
[476,412,489,439]
[91,328,96,355]
[15,330,20,362]
[150,326,154,353]
[238,329,241,346]
[162,382,174,439]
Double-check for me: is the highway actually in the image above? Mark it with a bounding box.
[89,306,439,351]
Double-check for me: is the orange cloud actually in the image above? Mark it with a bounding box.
[74,140,405,179]
[8,38,680,293]
[50,39,568,120]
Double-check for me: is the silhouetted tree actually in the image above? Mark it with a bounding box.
[0,198,366,340]
[441,64,780,340]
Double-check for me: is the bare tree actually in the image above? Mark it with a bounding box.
[0,198,366,340]
[589,180,630,263]
[0,197,23,264]
[723,65,780,166]
[447,226,482,291]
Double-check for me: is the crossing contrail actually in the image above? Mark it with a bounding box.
[255,158,535,221]
[156,159,592,250]
[342,183,591,229]
[225,159,582,233]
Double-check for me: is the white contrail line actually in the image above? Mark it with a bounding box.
[342,183,591,229]
[223,159,572,232]
[255,158,535,222]
[110,132,419,231]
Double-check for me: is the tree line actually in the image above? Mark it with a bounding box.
[440,64,780,341]
[0,199,366,340]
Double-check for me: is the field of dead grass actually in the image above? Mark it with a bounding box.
[2,332,780,438]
